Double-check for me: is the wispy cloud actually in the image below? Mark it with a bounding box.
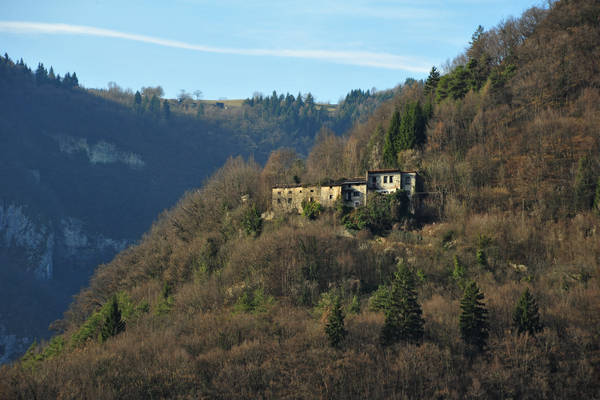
[0,21,431,73]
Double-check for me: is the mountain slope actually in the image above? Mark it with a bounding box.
[1,0,599,397]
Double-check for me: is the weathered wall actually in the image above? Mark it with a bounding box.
[272,185,342,214]
[342,183,367,207]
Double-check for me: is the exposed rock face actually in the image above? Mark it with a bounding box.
[0,204,53,280]
[0,204,129,363]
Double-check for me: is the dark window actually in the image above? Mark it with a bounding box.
[371,176,376,183]
[384,176,388,183]
[309,197,314,202]
[277,191,281,195]
[389,176,393,183]
[287,198,292,204]
[353,191,360,197]
[354,202,359,207]
[329,195,333,199]
[288,190,292,194]
[329,186,333,189]
[299,190,302,193]
[277,199,281,204]
[310,189,314,192]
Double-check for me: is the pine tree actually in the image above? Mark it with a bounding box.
[459,281,489,351]
[325,296,347,348]
[134,91,142,110]
[380,264,424,346]
[349,295,361,314]
[35,63,47,85]
[513,287,542,336]
[162,99,171,119]
[424,66,441,97]
[396,102,426,150]
[149,94,161,117]
[383,109,401,167]
[100,295,125,342]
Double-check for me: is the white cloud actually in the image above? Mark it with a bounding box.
[0,21,431,73]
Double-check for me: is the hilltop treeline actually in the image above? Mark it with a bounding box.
[2,0,600,398]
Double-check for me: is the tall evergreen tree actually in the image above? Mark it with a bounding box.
[35,63,47,85]
[134,90,142,109]
[383,109,401,167]
[162,99,171,119]
[100,295,125,342]
[149,94,161,117]
[325,296,347,348]
[459,281,489,351]
[513,287,543,336]
[380,264,424,346]
[424,66,441,97]
[396,102,426,150]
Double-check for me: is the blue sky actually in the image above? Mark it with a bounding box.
[0,0,538,103]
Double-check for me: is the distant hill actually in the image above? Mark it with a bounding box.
[0,56,388,362]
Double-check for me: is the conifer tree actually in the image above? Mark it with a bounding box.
[100,295,125,342]
[325,296,347,348]
[513,287,542,336]
[149,94,161,117]
[380,264,424,346]
[162,99,171,119]
[424,66,441,97]
[349,295,361,314]
[574,155,596,211]
[459,281,489,351]
[35,63,47,85]
[383,109,401,167]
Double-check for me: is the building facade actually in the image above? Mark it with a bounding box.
[271,169,417,214]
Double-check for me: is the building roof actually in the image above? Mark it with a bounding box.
[367,169,417,174]
[272,178,366,189]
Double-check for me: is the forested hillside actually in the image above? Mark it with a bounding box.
[1,0,599,398]
[0,55,386,363]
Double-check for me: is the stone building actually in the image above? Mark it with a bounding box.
[271,169,417,214]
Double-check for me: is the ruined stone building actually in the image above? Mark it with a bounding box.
[271,169,417,214]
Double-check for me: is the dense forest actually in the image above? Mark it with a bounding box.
[1,0,600,398]
[0,52,387,363]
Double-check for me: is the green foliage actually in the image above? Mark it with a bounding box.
[476,249,487,267]
[301,200,324,220]
[383,103,428,167]
[21,336,65,370]
[325,296,347,348]
[383,109,402,167]
[234,286,274,314]
[369,285,391,311]
[452,255,466,287]
[459,281,489,351]
[396,101,427,150]
[100,294,125,342]
[349,295,361,314]
[513,287,543,336]
[380,264,424,346]
[424,66,441,97]
[342,191,410,235]
[155,282,175,316]
[241,204,262,236]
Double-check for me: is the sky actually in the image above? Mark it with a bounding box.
[0,0,539,103]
